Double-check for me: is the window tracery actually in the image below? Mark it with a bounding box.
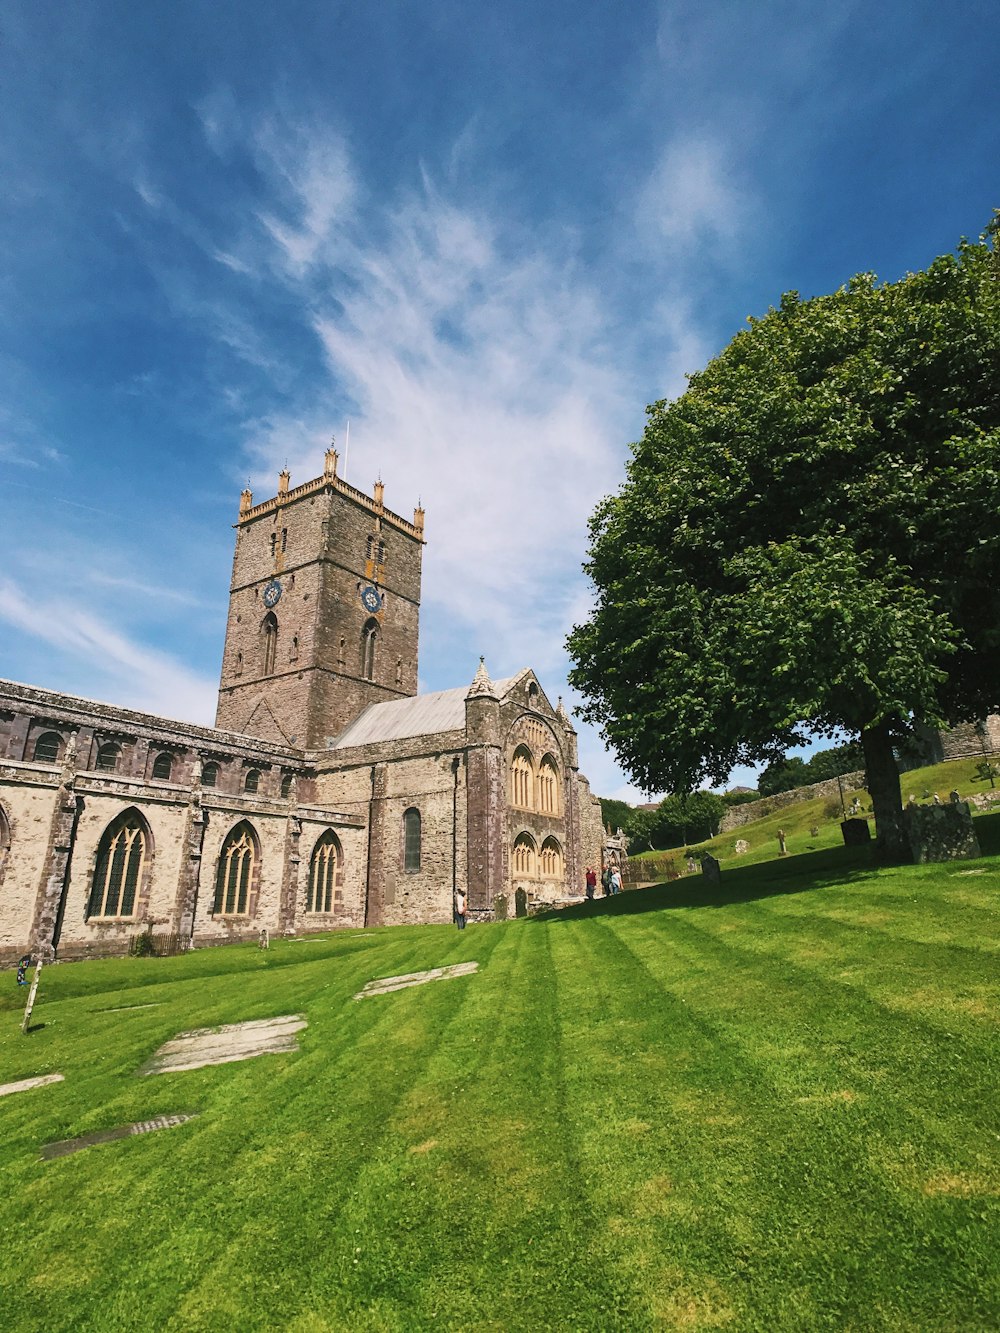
[213,821,258,915]
[540,837,563,878]
[307,831,344,912]
[512,832,537,877]
[87,809,149,918]
[403,808,421,872]
[511,746,535,809]
[32,732,62,764]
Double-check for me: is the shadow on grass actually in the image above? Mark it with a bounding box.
[534,810,1000,926]
[532,843,880,924]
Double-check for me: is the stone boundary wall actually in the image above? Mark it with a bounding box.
[720,770,867,833]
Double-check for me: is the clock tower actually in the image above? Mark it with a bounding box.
[215,447,424,748]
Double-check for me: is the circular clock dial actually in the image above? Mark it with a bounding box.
[360,585,382,613]
[263,579,282,608]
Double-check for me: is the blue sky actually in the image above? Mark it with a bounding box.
[1,0,997,800]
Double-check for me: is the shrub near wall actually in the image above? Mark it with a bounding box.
[719,771,867,832]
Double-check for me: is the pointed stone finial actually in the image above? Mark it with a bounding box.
[324,444,338,479]
[239,486,253,516]
[278,469,290,495]
[413,502,425,535]
[467,655,498,699]
[556,694,575,730]
[373,478,385,510]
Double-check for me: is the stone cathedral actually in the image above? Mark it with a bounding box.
[0,448,604,965]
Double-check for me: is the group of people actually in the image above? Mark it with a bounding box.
[584,865,622,899]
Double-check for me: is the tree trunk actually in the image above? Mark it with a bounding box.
[860,721,910,864]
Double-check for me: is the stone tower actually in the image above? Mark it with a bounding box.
[215,447,425,748]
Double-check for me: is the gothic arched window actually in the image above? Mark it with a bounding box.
[361,618,379,681]
[0,803,11,886]
[512,833,537,878]
[87,809,150,918]
[262,612,278,676]
[538,754,560,815]
[202,762,219,788]
[307,830,344,913]
[33,732,62,763]
[511,746,535,809]
[152,752,173,780]
[213,821,259,916]
[280,772,293,798]
[244,769,260,794]
[403,807,421,872]
[540,837,563,878]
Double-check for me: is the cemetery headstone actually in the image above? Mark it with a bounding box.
[514,887,528,918]
[734,839,749,855]
[903,797,981,863]
[777,829,788,856]
[701,854,721,885]
[841,818,872,846]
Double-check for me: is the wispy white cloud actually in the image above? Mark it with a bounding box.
[637,134,748,252]
[0,579,217,723]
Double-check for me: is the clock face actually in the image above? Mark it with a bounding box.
[360,585,382,614]
[263,579,282,609]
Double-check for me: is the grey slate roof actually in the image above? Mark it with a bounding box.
[327,675,521,749]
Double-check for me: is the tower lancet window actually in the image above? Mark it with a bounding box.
[513,832,537,877]
[538,754,560,815]
[262,612,278,675]
[361,619,379,681]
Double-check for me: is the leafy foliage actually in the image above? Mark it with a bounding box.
[758,741,863,796]
[568,224,1000,854]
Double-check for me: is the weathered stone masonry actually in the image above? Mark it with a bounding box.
[0,453,603,963]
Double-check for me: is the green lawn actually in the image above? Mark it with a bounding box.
[3,831,1000,1331]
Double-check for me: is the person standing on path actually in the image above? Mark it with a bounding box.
[585,867,597,900]
[610,866,623,896]
[601,865,612,896]
[455,888,467,930]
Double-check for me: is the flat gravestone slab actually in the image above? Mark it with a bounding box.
[42,1113,197,1160]
[0,1073,64,1098]
[140,1015,306,1076]
[355,961,478,1000]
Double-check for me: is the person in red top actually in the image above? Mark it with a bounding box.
[585,867,597,900]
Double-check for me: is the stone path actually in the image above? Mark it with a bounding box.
[0,1073,64,1098]
[42,1113,197,1160]
[354,961,478,1000]
[140,1015,307,1075]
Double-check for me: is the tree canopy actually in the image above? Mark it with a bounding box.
[567,223,1000,860]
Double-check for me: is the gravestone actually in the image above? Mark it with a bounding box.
[701,854,721,885]
[493,893,508,922]
[777,829,788,856]
[903,798,981,864]
[734,839,749,855]
[514,887,528,918]
[841,818,871,846]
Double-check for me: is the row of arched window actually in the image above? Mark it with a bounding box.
[82,809,346,921]
[511,833,564,879]
[28,732,294,794]
[510,746,560,814]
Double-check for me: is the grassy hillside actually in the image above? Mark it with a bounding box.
[634,755,1000,873]
[3,828,1000,1331]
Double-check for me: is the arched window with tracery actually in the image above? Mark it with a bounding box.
[213,821,259,916]
[33,732,62,764]
[361,618,379,681]
[152,752,173,780]
[0,803,11,887]
[538,754,560,815]
[95,742,121,773]
[403,807,421,872]
[540,836,563,878]
[262,612,278,676]
[512,832,537,878]
[307,830,344,913]
[87,809,150,919]
[511,746,535,809]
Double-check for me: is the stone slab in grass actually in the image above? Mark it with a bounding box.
[140,1015,307,1076]
[354,961,478,1000]
[0,1073,64,1098]
[41,1113,197,1160]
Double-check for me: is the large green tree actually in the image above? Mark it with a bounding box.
[568,224,1000,861]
